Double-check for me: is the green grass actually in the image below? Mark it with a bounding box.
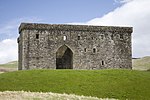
[0,69,150,99]
[132,56,150,70]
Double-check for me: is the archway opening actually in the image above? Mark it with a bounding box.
[56,45,73,69]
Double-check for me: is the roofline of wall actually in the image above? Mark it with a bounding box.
[19,23,133,34]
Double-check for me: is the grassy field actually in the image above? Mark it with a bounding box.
[0,57,150,99]
[132,56,150,70]
[0,69,150,99]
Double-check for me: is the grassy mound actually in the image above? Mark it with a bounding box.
[0,69,150,99]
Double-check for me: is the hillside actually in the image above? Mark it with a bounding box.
[0,69,150,99]
[132,56,150,70]
[0,61,17,72]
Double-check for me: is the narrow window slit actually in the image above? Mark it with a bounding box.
[102,61,104,65]
[84,48,86,52]
[93,48,96,53]
[36,34,39,39]
[78,36,80,40]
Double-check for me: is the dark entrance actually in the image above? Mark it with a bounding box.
[56,45,73,69]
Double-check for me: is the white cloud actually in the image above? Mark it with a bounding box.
[114,0,133,4]
[87,0,150,58]
[0,17,43,64]
[71,0,150,58]
[0,39,17,64]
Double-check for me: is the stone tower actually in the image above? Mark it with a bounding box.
[18,23,133,70]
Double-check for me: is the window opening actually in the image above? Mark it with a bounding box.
[78,36,80,40]
[93,48,96,53]
[102,61,104,65]
[36,34,39,39]
[120,34,123,39]
[84,48,86,52]
[63,36,67,41]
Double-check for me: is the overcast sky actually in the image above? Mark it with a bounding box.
[0,0,150,64]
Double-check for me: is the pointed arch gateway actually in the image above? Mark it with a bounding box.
[56,45,73,69]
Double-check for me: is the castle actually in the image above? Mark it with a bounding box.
[18,23,133,70]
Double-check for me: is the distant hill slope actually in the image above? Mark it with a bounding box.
[0,69,150,99]
[132,56,150,70]
[0,61,17,72]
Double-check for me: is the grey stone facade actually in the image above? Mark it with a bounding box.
[18,23,133,70]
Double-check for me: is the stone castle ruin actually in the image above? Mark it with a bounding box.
[18,23,133,70]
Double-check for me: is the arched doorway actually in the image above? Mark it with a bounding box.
[56,45,73,69]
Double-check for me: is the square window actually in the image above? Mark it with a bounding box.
[36,34,39,39]
[93,48,96,53]
[120,34,123,39]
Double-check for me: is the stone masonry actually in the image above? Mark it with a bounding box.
[18,23,133,70]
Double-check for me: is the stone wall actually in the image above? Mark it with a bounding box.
[18,23,133,70]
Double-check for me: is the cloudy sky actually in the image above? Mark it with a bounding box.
[0,0,150,64]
